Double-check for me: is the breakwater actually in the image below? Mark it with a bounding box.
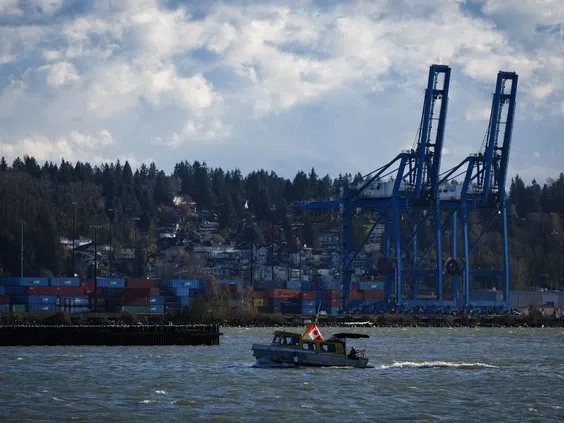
[0,323,221,346]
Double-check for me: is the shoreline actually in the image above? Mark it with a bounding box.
[1,311,562,328]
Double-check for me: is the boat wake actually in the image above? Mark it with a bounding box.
[381,361,498,370]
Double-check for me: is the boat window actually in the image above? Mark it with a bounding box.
[302,342,316,351]
[272,335,281,344]
[285,336,300,346]
[320,343,337,353]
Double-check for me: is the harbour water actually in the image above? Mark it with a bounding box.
[1,327,563,422]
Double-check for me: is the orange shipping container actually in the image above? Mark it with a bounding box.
[269,289,301,299]
[300,292,316,300]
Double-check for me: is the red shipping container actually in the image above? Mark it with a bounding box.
[126,278,156,289]
[26,286,86,295]
[0,295,9,304]
[119,288,152,298]
[82,282,95,294]
[323,290,341,298]
[349,290,364,300]
[120,297,150,306]
[300,291,316,300]
[150,287,160,296]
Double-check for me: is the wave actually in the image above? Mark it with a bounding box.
[381,361,498,369]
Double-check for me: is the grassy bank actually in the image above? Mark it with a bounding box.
[1,311,562,328]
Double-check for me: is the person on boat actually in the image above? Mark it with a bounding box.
[348,347,357,359]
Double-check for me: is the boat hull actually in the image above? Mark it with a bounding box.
[251,344,369,368]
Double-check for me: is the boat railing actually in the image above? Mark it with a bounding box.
[356,349,368,359]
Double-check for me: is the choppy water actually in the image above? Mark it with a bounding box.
[1,327,563,422]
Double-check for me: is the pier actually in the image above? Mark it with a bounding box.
[0,323,222,346]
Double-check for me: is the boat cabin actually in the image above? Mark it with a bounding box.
[270,330,347,355]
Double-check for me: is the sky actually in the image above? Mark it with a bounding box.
[0,0,563,184]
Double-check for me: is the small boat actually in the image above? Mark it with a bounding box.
[251,323,370,368]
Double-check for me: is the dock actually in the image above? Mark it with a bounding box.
[0,323,222,346]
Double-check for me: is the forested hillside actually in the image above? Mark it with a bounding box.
[0,155,561,290]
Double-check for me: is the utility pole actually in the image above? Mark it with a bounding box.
[133,216,140,278]
[90,224,102,311]
[108,208,114,278]
[72,201,77,276]
[20,221,24,277]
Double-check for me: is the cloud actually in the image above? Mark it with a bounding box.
[0,0,562,184]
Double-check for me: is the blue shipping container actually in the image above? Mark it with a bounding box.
[28,304,57,313]
[359,281,385,291]
[322,281,339,290]
[326,307,340,315]
[300,281,312,290]
[149,305,164,313]
[167,279,201,289]
[96,278,125,288]
[60,296,89,306]
[174,287,195,297]
[301,307,317,315]
[301,300,316,308]
[149,296,164,305]
[179,296,191,306]
[18,277,50,287]
[0,304,9,313]
[0,286,3,295]
[26,295,57,304]
[286,280,301,290]
[50,277,81,287]
[4,286,26,296]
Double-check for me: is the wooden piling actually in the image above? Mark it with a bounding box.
[0,324,222,346]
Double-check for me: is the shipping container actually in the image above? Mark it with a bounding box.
[173,287,196,296]
[300,291,316,300]
[17,277,50,287]
[301,307,317,315]
[49,277,80,287]
[118,288,153,297]
[26,286,86,296]
[0,286,4,295]
[149,296,164,305]
[0,295,9,305]
[149,305,164,313]
[126,278,156,289]
[286,280,301,290]
[323,290,341,298]
[301,300,316,308]
[26,295,58,304]
[178,296,191,306]
[70,307,90,313]
[95,278,126,288]
[120,297,150,306]
[0,304,9,313]
[28,303,57,313]
[121,305,150,313]
[221,280,240,285]
[322,281,339,290]
[300,281,312,290]
[82,281,95,294]
[60,296,89,307]
[270,289,301,299]
[166,279,201,289]
[325,307,340,315]
[363,290,385,300]
[359,281,385,291]
[10,304,27,312]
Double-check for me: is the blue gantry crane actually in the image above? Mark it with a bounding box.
[437,70,519,311]
[295,64,451,311]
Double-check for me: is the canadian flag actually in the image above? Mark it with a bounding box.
[302,323,323,341]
